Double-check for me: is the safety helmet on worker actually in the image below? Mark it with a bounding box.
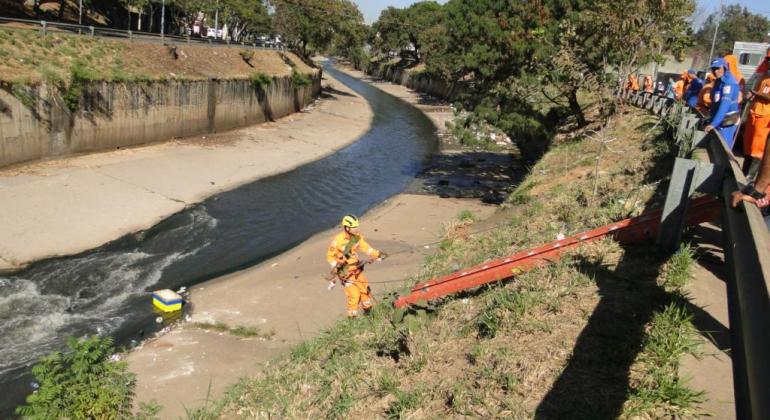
[341,214,360,228]
[710,58,726,70]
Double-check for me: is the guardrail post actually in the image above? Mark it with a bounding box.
[89,26,94,37]
[186,34,190,43]
[40,20,46,36]
[676,112,698,146]
[657,157,723,252]
[128,30,132,40]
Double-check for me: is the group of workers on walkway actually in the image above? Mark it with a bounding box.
[626,48,770,212]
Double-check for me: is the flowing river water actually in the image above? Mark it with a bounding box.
[0,64,438,415]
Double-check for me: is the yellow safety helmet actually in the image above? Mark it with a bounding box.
[341,214,360,228]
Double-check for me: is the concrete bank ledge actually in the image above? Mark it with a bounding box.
[0,72,373,272]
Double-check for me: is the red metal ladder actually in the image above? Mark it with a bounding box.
[394,195,720,308]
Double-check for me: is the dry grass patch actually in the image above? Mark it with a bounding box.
[0,28,315,85]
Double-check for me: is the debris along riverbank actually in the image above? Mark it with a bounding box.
[200,105,709,418]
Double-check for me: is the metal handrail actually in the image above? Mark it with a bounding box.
[624,89,770,419]
[0,16,283,51]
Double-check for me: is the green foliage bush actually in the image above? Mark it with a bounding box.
[250,71,273,89]
[290,71,312,87]
[16,335,137,419]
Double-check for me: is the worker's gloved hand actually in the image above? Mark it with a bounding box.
[327,281,336,291]
[377,251,389,261]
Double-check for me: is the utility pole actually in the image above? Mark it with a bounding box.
[214,8,219,39]
[708,0,723,61]
[78,0,82,25]
[161,0,165,37]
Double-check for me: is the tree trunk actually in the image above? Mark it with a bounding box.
[148,5,155,32]
[58,0,65,21]
[568,89,587,128]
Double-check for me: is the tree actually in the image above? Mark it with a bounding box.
[220,0,271,42]
[330,2,368,68]
[694,5,770,59]
[542,0,696,126]
[371,1,446,62]
[272,0,364,57]
[121,0,151,30]
[169,0,211,36]
[371,7,409,57]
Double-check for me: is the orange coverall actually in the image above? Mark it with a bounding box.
[696,74,715,116]
[626,75,639,91]
[674,73,686,100]
[642,75,654,93]
[327,232,381,317]
[744,73,770,159]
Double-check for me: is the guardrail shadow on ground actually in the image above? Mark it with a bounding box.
[534,116,678,416]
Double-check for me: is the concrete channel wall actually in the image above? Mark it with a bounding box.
[0,71,321,168]
[366,61,459,101]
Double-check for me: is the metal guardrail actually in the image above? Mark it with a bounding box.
[0,16,284,51]
[623,88,770,420]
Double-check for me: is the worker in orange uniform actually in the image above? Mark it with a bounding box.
[643,75,654,93]
[626,74,639,92]
[724,54,745,103]
[674,71,688,100]
[696,73,715,116]
[326,215,387,318]
[743,57,770,177]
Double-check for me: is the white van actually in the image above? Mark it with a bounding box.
[733,41,770,91]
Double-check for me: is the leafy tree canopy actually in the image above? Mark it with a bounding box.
[272,0,364,57]
[694,4,770,59]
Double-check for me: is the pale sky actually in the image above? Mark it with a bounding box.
[353,0,448,24]
[354,0,769,26]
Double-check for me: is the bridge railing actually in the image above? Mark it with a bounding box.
[623,88,770,420]
[0,16,284,51]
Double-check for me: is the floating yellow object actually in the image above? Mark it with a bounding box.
[152,289,183,313]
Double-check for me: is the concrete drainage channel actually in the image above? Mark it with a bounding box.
[0,64,440,415]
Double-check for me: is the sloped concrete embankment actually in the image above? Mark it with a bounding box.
[366,61,459,101]
[0,72,321,168]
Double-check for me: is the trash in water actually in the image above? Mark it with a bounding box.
[152,289,183,313]
[155,317,163,324]
[30,381,39,389]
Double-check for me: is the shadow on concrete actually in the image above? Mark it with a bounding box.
[321,85,356,99]
[0,97,11,118]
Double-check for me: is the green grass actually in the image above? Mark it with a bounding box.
[191,321,276,339]
[457,209,476,222]
[624,303,704,418]
[662,244,695,292]
[250,71,273,89]
[290,70,313,87]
